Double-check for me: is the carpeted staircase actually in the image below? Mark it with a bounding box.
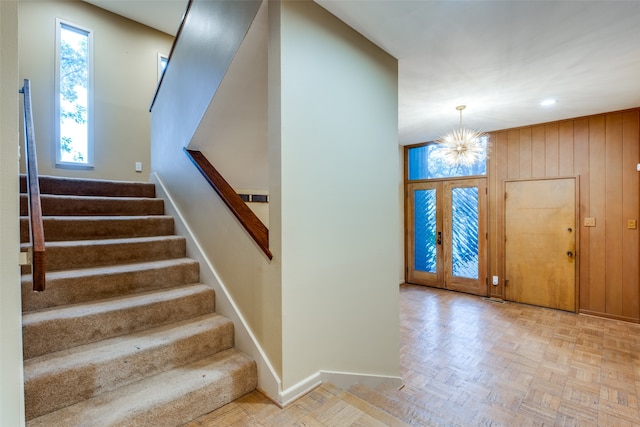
[20,175,257,426]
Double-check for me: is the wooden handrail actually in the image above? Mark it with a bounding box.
[20,79,46,292]
[184,148,272,260]
[149,0,193,112]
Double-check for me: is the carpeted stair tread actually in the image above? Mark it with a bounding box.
[24,313,234,420]
[22,284,215,359]
[26,348,257,427]
[20,194,165,216]
[22,258,200,312]
[20,215,175,243]
[20,175,258,424]
[21,235,187,273]
[20,174,156,198]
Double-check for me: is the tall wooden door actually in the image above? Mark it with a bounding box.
[504,178,577,311]
[407,178,487,296]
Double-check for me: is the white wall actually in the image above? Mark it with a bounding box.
[1,1,26,425]
[189,2,269,194]
[152,0,401,400]
[151,0,283,380]
[277,0,401,389]
[19,0,173,182]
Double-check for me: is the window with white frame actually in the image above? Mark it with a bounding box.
[158,53,168,82]
[55,19,93,167]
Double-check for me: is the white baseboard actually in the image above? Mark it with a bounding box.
[277,370,403,407]
[151,172,282,401]
[278,372,323,407]
[320,370,403,390]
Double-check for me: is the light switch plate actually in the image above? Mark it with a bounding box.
[135,162,142,172]
[584,217,596,227]
[18,251,29,266]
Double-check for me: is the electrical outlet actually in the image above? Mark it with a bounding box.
[584,217,596,227]
[492,276,499,285]
[135,162,142,172]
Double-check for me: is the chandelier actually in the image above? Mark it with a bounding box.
[435,105,489,167]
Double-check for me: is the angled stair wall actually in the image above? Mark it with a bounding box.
[20,175,257,426]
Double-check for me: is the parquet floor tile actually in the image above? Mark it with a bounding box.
[188,284,640,426]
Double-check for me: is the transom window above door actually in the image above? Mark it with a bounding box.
[407,137,489,180]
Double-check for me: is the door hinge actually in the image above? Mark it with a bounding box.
[486,232,488,240]
[504,192,508,199]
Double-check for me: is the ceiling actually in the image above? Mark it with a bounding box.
[83,0,187,36]
[86,0,640,145]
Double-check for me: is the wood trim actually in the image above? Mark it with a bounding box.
[20,79,46,292]
[579,310,640,324]
[184,148,272,259]
[149,0,193,112]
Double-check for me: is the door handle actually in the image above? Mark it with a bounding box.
[437,231,442,245]
[567,251,573,257]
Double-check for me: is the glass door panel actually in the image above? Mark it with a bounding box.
[451,186,479,279]
[414,188,437,274]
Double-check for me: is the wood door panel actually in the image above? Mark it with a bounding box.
[407,182,442,287]
[445,179,487,296]
[505,178,576,311]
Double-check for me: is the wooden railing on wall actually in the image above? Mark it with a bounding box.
[184,148,272,260]
[20,79,46,292]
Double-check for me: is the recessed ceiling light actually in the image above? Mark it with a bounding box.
[540,99,557,107]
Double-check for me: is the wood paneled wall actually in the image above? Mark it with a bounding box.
[487,108,640,322]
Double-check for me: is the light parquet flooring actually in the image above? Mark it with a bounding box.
[186,284,640,426]
[183,382,409,427]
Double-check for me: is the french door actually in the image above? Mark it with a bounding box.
[407,178,487,296]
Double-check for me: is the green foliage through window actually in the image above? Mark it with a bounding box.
[57,22,91,165]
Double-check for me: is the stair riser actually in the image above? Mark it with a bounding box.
[22,260,200,311]
[21,237,187,273]
[23,286,215,359]
[20,195,165,216]
[20,216,175,243]
[20,175,156,198]
[21,175,259,425]
[26,350,257,427]
[25,316,234,420]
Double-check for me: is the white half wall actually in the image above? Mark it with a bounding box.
[276,0,401,390]
[1,1,26,425]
